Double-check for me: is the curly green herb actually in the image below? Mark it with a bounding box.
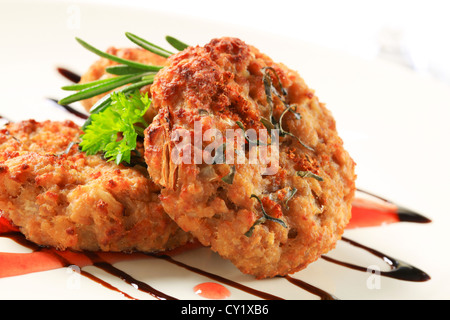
[79,90,150,165]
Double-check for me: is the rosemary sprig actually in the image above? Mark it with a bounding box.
[236,121,268,146]
[278,105,314,151]
[125,32,174,58]
[75,37,163,72]
[261,67,313,151]
[60,33,190,133]
[166,36,189,51]
[284,187,297,210]
[245,194,288,237]
[54,141,80,157]
[221,165,236,184]
[105,65,148,76]
[59,72,152,105]
[296,170,324,181]
[61,75,129,91]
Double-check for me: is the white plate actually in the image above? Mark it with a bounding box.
[1,0,449,300]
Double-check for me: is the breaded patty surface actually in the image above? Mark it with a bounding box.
[0,120,191,252]
[144,37,356,278]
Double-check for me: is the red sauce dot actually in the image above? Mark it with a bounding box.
[193,282,231,300]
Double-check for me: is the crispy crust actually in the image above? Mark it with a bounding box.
[144,37,356,278]
[0,120,191,252]
[0,119,81,154]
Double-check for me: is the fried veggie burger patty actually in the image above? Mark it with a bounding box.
[144,37,356,278]
[0,120,191,252]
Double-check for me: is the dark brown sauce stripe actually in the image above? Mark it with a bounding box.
[0,202,431,301]
[321,236,431,282]
[153,254,284,300]
[78,268,138,300]
[283,276,338,300]
[0,232,39,250]
[396,206,432,224]
[85,252,177,300]
[0,115,11,122]
[356,188,431,224]
[50,250,138,300]
[0,232,138,299]
[0,115,11,129]
[57,67,81,83]
[47,98,89,120]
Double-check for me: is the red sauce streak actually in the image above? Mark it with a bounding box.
[347,190,430,229]
[347,197,399,229]
[0,215,19,233]
[0,190,431,299]
[0,251,63,278]
[193,282,231,300]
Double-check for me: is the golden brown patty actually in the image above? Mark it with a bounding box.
[0,120,191,252]
[144,37,356,278]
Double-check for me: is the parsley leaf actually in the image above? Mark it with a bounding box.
[79,90,151,165]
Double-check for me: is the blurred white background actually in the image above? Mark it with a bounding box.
[84,0,450,85]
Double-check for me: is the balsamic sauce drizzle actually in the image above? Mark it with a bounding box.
[49,68,89,120]
[57,67,81,84]
[0,227,431,300]
[153,254,284,300]
[284,276,338,300]
[47,98,89,120]
[84,252,177,300]
[53,250,140,300]
[356,188,431,224]
[0,231,138,300]
[0,115,11,127]
[321,237,431,282]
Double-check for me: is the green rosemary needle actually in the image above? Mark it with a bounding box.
[125,32,174,58]
[59,72,153,105]
[296,170,324,181]
[60,33,187,114]
[245,194,288,237]
[75,37,163,72]
[284,187,297,210]
[105,65,148,76]
[236,121,268,146]
[278,105,314,151]
[221,165,236,184]
[58,33,193,166]
[166,36,189,51]
[261,67,313,151]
